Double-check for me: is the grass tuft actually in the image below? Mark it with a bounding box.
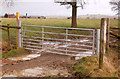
[2,48,28,58]
[72,56,98,77]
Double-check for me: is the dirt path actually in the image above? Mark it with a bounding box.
[2,52,76,77]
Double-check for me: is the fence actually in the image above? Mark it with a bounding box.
[0,24,21,46]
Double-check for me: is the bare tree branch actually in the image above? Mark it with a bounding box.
[1,0,16,7]
[55,0,86,9]
[109,0,120,15]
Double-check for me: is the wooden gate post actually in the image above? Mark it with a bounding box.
[99,18,107,69]
[106,18,110,54]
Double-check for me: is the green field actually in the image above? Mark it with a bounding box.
[1,18,118,45]
[1,18,118,29]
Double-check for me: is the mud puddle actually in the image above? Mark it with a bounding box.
[3,67,70,77]
[8,54,41,61]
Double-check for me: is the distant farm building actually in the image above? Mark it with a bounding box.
[8,14,15,18]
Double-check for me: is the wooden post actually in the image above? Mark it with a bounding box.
[7,24,10,46]
[106,18,110,54]
[99,18,107,69]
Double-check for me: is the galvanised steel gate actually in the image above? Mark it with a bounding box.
[21,25,95,57]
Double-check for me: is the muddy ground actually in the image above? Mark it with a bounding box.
[2,52,76,77]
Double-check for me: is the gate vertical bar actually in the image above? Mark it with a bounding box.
[92,29,95,55]
[42,26,44,49]
[18,20,22,47]
[96,29,100,56]
[21,25,23,47]
[21,26,25,48]
[66,28,68,54]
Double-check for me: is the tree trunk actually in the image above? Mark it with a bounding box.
[71,2,77,28]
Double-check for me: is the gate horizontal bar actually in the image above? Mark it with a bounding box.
[22,35,93,44]
[24,48,42,51]
[23,38,42,42]
[23,41,42,45]
[47,47,91,54]
[23,30,93,37]
[66,44,93,48]
[23,45,42,49]
[54,46,91,50]
[46,51,92,56]
[22,25,94,31]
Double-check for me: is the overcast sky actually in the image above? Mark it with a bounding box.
[1,0,116,16]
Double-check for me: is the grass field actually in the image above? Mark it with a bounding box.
[1,18,118,28]
[1,18,118,45]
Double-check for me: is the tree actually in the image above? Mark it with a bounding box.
[55,0,86,28]
[1,0,16,17]
[109,0,120,15]
[4,13,8,18]
[1,0,15,7]
[6,0,15,7]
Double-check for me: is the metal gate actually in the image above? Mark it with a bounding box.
[21,25,95,57]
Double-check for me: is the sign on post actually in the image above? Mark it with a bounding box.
[16,12,20,20]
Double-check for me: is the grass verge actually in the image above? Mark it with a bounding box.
[1,47,29,58]
[71,48,118,77]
